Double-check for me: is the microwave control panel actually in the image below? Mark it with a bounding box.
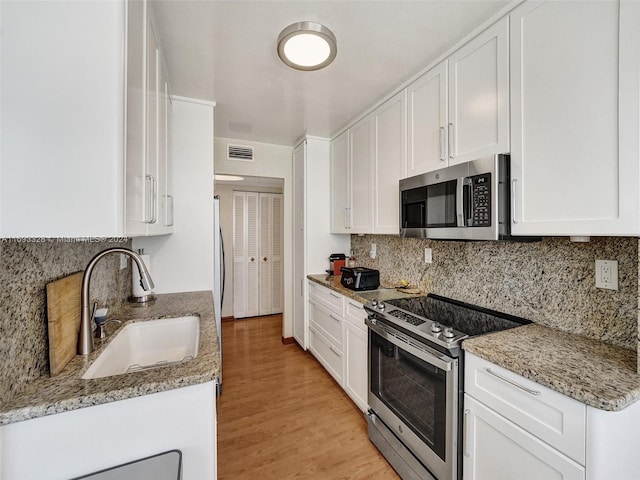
[470,173,491,227]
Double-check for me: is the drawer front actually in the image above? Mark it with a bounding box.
[309,325,343,385]
[309,299,343,347]
[465,353,586,464]
[308,282,344,316]
[344,299,367,332]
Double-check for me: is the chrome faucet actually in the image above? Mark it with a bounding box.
[78,247,155,355]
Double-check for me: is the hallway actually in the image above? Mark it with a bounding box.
[216,314,400,479]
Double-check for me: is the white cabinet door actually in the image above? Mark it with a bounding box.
[510,0,639,236]
[233,191,259,318]
[344,300,368,412]
[407,60,448,176]
[330,131,350,233]
[1,0,126,237]
[373,91,406,234]
[448,17,509,165]
[464,395,585,480]
[349,115,374,233]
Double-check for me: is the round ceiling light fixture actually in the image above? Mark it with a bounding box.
[277,21,337,71]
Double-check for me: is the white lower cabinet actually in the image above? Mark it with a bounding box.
[464,352,640,480]
[343,300,369,412]
[464,395,585,480]
[307,282,368,412]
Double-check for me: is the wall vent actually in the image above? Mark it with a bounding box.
[227,144,254,162]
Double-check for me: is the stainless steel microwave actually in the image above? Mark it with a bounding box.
[400,154,533,241]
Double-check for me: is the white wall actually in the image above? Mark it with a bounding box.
[214,182,283,318]
[214,137,293,336]
[133,97,215,294]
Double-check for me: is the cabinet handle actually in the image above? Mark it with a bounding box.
[448,123,454,160]
[511,179,518,224]
[144,174,157,223]
[463,409,470,458]
[263,256,268,262]
[329,314,341,322]
[344,207,348,229]
[164,194,174,226]
[348,301,362,309]
[486,368,541,396]
[439,126,446,162]
[329,292,341,299]
[299,212,304,231]
[328,345,342,357]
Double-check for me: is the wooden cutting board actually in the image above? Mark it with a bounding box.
[46,271,83,376]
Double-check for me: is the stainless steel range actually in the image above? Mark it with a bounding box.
[364,294,529,480]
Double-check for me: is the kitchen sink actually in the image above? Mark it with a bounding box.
[82,316,200,379]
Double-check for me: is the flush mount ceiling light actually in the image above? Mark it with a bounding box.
[277,21,337,71]
[215,174,245,182]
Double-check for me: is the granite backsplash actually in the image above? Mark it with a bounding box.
[350,235,638,352]
[0,239,132,405]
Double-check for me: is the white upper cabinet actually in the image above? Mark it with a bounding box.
[1,0,126,237]
[510,0,640,236]
[349,115,375,233]
[448,17,510,165]
[407,60,448,176]
[373,91,407,233]
[330,131,350,234]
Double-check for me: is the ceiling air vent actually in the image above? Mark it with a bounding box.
[227,144,254,162]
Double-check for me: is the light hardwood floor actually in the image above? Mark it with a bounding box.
[217,314,400,479]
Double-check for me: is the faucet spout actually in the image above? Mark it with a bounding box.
[78,247,155,355]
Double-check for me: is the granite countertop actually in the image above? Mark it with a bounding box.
[0,291,220,426]
[307,274,423,304]
[463,323,640,412]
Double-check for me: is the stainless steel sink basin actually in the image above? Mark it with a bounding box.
[82,316,200,379]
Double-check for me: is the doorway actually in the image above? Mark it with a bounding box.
[214,176,284,320]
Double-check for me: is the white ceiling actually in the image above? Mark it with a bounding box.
[152,0,511,147]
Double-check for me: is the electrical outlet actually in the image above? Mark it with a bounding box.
[424,247,432,264]
[595,260,618,290]
[370,243,377,259]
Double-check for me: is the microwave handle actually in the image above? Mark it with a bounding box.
[463,178,473,226]
[456,178,468,227]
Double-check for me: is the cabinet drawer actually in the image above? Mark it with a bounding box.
[309,300,343,348]
[309,325,343,385]
[465,353,586,464]
[308,282,344,316]
[344,299,367,331]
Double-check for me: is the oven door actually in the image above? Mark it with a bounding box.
[367,319,459,480]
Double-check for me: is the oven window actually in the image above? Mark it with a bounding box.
[370,330,447,460]
[401,186,427,228]
[426,180,457,228]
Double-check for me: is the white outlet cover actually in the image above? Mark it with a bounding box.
[424,248,432,264]
[595,259,618,290]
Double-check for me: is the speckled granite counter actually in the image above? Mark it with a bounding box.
[307,274,422,303]
[463,323,640,412]
[0,291,220,426]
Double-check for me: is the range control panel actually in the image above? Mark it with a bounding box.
[470,173,491,227]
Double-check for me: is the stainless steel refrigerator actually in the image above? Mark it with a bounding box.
[213,196,225,389]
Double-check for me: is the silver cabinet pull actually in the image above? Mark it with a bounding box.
[439,126,446,162]
[486,368,541,396]
[163,194,174,226]
[328,345,341,357]
[511,179,518,224]
[144,174,156,223]
[463,409,471,458]
[448,123,454,160]
[344,207,348,229]
[329,292,341,299]
[329,314,341,322]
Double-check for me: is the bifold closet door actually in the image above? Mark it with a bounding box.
[233,191,259,318]
[259,193,283,315]
[233,191,283,318]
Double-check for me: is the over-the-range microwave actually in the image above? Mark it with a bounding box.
[399,154,539,241]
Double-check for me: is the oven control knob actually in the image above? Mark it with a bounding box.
[369,317,377,325]
[377,302,386,310]
[431,323,442,333]
[371,299,378,307]
[443,327,455,338]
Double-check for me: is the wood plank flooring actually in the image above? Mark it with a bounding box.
[217,314,400,479]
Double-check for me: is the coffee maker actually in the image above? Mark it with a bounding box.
[328,253,346,276]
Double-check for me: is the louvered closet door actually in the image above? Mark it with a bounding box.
[259,194,273,315]
[269,194,283,314]
[233,191,260,318]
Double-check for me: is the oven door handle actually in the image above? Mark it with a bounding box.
[366,318,454,371]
